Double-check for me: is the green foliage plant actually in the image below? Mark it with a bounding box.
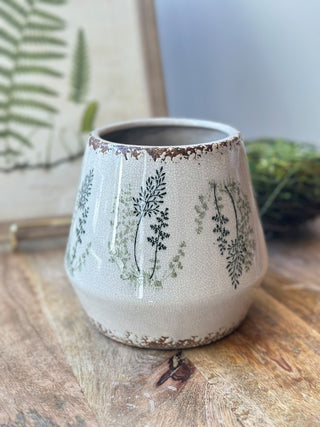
[245,139,320,233]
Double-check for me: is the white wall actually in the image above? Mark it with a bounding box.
[155,0,320,145]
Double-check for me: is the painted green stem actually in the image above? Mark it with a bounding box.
[225,185,239,237]
[149,236,159,280]
[149,246,158,280]
[213,183,220,216]
[133,215,142,273]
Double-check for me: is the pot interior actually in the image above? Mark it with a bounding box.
[100,125,228,147]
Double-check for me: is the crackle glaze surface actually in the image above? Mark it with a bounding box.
[65,118,268,348]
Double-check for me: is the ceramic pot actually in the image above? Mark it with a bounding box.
[65,118,268,349]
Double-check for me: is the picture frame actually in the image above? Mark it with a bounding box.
[0,0,167,245]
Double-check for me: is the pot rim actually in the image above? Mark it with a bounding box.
[90,117,241,150]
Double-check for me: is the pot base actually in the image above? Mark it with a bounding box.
[89,316,246,350]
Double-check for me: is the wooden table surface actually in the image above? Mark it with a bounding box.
[1,221,320,427]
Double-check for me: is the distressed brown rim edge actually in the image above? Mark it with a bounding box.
[89,317,246,350]
[89,118,242,161]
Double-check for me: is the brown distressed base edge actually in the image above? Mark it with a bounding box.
[89,317,246,350]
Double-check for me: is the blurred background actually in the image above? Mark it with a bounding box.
[1,0,319,235]
[155,0,320,146]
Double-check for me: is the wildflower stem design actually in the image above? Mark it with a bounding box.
[148,207,170,279]
[133,166,167,275]
[212,182,230,255]
[195,180,255,289]
[224,185,238,235]
[223,184,243,289]
[109,167,185,289]
[66,169,94,275]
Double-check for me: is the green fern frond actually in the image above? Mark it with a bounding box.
[0,0,66,154]
[33,8,65,24]
[0,83,9,94]
[0,46,15,59]
[2,0,27,18]
[69,28,89,103]
[16,65,63,78]
[0,148,21,156]
[11,98,58,113]
[0,130,33,147]
[0,28,17,45]
[39,0,67,4]
[0,66,11,78]
[81,101,98,132]
[23,35,66,46]
[26,21,65,32]
[0,113,52,128]
[20,51,65,60]
[13,84,59,96]
[0,7,23,30]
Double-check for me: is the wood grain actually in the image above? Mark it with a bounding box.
[1,222,319,426]
[24,249,239,426]
[0,253,98,426]
[186,289,320,426]
[265,238,320,332]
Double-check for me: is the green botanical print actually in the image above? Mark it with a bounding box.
[0,1,98,171]
[0,0,66,158]
[109,168,186,289]
[212,182,230,256]
[81,101,98,133]
[132,167,167,275]
[168,241,186,279]
[66,169,94,275]
[195,180,255,289]
[194,194,209,234]
[147,207,170,279]
[69,28,89,103]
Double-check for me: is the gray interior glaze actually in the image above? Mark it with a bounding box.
[100,125,228,147]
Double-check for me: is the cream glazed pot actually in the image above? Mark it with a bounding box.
[65,118,268,349]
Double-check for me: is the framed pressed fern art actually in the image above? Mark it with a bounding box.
[0,0,166,228]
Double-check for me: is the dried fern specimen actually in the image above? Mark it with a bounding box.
[69,28,89,103]
[0,0,66,155]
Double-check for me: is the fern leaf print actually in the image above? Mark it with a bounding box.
[66,168,94,276]
[195,180,255,290]
[0,0,66,158]
[69,28,89,103]
[109,168,186,290]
